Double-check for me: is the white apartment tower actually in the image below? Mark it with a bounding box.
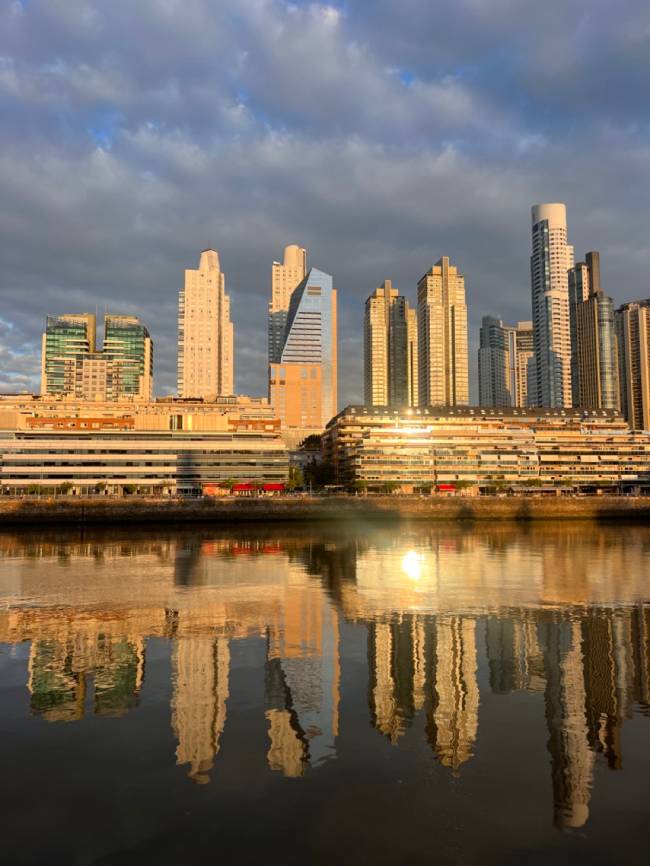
[268,244,307,364]
[417,256,469,406]
[530,204,574,407]
[178,249,234,399]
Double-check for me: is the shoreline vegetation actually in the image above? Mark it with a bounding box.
[0,495,649,525]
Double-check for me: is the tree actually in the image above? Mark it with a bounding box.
[123,484,136,495]
[353,479,368,494]
[299,433,322,450]
[27,484,40,495]
[94,481,107,494]
[382,480,400,494]
[286,465,304,491]
[304,458,334,489]
[58,482,73,495]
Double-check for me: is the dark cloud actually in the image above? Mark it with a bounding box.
[0,0,648,404]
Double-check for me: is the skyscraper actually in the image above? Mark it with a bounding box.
[478,317,517,407]
[568,251,619,410]
[178,249,233,399]
[269,267,337,440]
[269,245,307,364]
[515,321,534,408]
[41,313,153,401]
[364,280,418,407]
[478,317,535,408]
[616,299,650,430]
[530,203,574,407]
[417,256,468,407]
[41,313,96,396]
[104,315,153,401]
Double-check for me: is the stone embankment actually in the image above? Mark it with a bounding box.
[0,495,649,525]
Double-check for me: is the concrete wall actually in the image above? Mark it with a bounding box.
[0,495,648,525]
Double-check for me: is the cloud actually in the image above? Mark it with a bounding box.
[0,0,648,405]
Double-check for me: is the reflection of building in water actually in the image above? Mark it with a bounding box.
[367,613,479,772]
[265,655,309,778]
[264,577,340,776]
[428,616,479,771]
[368,618,419,743]
[2,528,650,826]
[171,634,230,784]
[28,633,144,723]
[486,615,545,694]
[540,619,594,829]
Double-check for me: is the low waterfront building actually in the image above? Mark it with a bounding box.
[0,395,287,495]
[0,428,288,496]
[322,405,650,490]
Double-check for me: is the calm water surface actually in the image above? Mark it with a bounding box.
[1,522,649,865]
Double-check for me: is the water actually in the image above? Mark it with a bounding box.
[0,522,649,865]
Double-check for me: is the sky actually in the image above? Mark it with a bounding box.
[1,0,649,404]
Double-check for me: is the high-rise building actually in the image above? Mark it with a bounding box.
[41,313,153,402]
[269,245,307,364]
[616,299,650,430]
[364,280,418,407]
[269,267,337,442]
[178,249,233,399]
[41,313,96,396]
[515,321,534,407]
[530,204,574,407]
[478,317,517,407]
[568,251,619,410]
[417,256,468,407]
[104,315,153,401]
[478,317,535,408]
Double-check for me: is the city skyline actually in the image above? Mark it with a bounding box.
[1,4,650,406]
[24,224,650,425]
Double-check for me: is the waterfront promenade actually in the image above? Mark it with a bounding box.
[1,495,649,525]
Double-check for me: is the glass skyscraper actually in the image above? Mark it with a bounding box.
[269,266,337,441]
[104,316,153,401]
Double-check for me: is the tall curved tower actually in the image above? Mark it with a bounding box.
[530,204,574,407]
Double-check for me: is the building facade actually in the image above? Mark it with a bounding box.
[104,316,153,401]
[568,251,619,410]
[41,314,96,396]
[616,299,650,430]
[323,405,650,490]
[530,204,574,408]
[417,257,468,407]
[515,321,534,408]
[178,249,233,399]
[364,280,418,408]
[0,428,288,496]
[478,317,517,408]
[479,318,535,409]
[268,244,307,365]
[41,313,152,402]
[269,267,337,444]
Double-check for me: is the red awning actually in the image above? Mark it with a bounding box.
[437,484,456,491]
[232,483,253,491]
[263,483,285,491]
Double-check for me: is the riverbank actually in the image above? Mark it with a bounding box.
[0,495,649,525]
